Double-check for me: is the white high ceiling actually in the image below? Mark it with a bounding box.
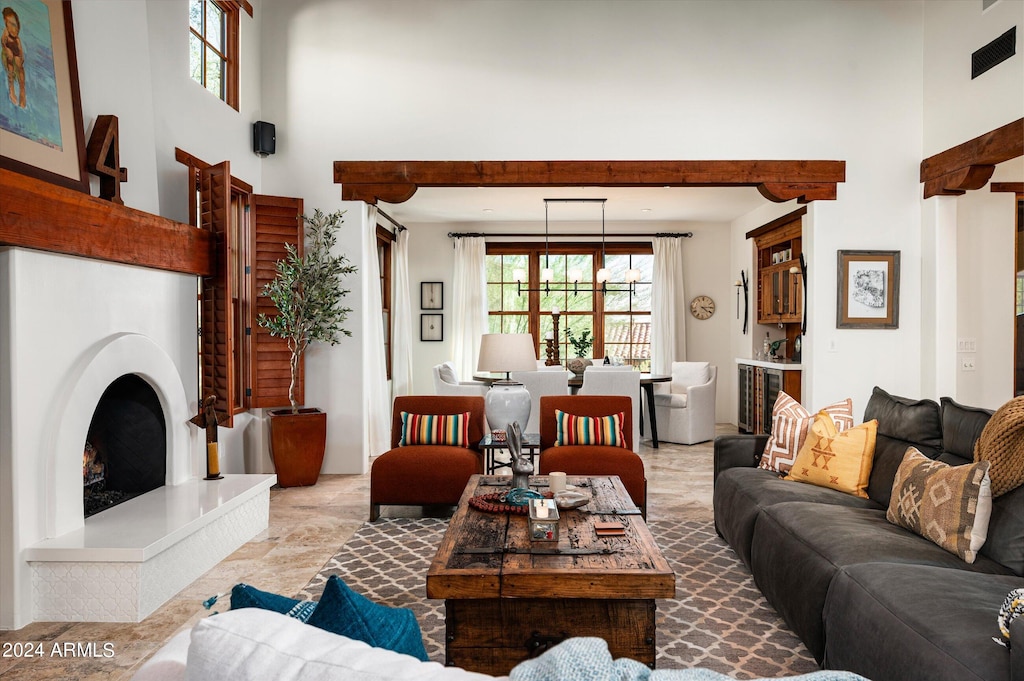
[380,186,770,226]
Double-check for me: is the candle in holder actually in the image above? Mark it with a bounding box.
[548,471,567,494]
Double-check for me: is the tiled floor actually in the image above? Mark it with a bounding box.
[0,426,729,679]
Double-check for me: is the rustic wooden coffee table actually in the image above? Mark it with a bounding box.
[426,474,676,675]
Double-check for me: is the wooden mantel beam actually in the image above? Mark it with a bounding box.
[920,118,1024,199]
[334,160,846,205]
[0,168,213,276]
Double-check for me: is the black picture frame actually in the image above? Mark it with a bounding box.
[421,281,443,310]
[836,250,900,329]
[421,313,443,341]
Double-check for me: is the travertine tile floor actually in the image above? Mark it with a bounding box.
[0,425,731,680]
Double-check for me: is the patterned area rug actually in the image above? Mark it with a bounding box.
[298,518,818,679]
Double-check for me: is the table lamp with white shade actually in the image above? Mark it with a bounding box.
[477,333,537,433]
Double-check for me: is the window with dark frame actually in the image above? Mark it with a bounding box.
[485,243,653,369]
[189,0,252,110]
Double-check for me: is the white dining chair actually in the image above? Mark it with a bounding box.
[578,367,641,452]
[509,370,571,434]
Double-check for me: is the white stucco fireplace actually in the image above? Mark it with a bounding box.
[0,248,273,628]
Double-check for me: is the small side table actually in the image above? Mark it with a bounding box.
[478,433,542,474]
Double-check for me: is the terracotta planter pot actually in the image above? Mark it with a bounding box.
[268,408,327,487]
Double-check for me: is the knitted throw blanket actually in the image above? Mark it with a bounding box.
[975,395,1024,497]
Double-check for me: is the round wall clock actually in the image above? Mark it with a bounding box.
[690,295,716,320]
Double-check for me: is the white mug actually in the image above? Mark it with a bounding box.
[548,471,567,494]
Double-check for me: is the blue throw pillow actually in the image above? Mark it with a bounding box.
[230,583,316,622]
[306,575,428,661]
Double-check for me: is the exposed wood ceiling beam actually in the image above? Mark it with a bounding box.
[920,118,1024,199]
[334,160,846,205]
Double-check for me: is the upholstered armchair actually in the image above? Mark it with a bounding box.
[431,362,488,396]
[537,395,647,517]
[653,362,717,445]
[369,396,486,521]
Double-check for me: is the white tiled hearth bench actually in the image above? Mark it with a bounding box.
[25,475,275,622]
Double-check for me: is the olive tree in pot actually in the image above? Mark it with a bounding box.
[258,209,357,487]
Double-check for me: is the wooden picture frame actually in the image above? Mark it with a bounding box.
[0,1,88,192]
[421,314,443,342]
[421,281,443,310]
[837,250,900,329]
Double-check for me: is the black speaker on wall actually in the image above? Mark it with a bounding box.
[253,121,276,157]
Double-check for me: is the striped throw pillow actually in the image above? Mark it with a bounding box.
[759,392,854,475]
[399,412,470,447]
[554,410,627,448]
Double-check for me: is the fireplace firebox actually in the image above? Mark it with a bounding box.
[82,374,166,517]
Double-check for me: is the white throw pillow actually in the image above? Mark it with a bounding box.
[438,362,459,385]
[670,361,710,394]
[186,609,504,681]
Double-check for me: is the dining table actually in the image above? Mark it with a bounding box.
[473,371,672,448]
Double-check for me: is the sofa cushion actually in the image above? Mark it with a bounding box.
[307,575,428,661]
[670,361,709,393]
[399,411,471,447]
[940,397,992,466]
[553,410,627,448]
[982,483,1024,576]
[863,387,943,508]
[824,563,1023,681]
[759,392,854,475]
[749,501,1013,662]
[438,362,459,385]
[784,414,876,499]
[975,395,1024,497]
[886,447,992,563]
[186,608,500,681]
[712,467,880,569]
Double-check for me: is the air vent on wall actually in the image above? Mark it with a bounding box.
[973,27,1016,79]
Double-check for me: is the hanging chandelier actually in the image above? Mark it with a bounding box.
[513,198,641,296]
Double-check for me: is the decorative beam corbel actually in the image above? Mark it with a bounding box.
[757,182,837,203]
[920,118,1023,199]
[340,183,418,205]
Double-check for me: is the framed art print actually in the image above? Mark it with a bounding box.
[421,281,443,310]
[0,1,88,192]
[421,313,443,341]
[837,250,900,329]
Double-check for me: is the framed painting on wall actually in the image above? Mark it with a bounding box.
[421,313,443,342]
[421,281,443,310]
[836,250,901,329]
[0,0,88,192]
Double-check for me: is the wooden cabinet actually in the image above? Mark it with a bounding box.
[737,362,801,435]
[754,217,803,325]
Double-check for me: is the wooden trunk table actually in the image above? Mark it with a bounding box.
[426,475,676,675]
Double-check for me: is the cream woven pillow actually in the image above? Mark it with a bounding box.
[759,392,854,475]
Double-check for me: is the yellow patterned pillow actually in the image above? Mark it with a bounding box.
[888,447,992,563]
[759,392,854,475]
[784,412,877,498]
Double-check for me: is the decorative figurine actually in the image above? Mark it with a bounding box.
[189,394,227,480]
[507,421,533,490]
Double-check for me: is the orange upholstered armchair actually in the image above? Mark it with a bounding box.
[369,396,486,521]
[538,395,647,518]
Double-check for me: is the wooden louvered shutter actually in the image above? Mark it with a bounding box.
[199,161,235,427]
[249,195,304,408]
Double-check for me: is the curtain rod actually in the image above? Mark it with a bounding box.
[447,231,693,238]
[376,208,407,232]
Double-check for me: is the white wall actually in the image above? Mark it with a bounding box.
[923,0,1024,157]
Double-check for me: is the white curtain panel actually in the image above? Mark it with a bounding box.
[362,204,391,457]
[651,237,687,376]
[390,228,414,399]
[452,237,488,381]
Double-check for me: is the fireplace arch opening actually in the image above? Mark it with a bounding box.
[83,374,167,518]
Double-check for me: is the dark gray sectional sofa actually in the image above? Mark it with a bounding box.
[713,387,1024,681]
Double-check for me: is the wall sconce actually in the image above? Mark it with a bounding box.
[789,254,808,335]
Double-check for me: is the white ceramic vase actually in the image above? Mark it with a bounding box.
[484,382,531,433]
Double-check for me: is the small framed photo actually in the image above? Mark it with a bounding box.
[420,313,443,342]
[837,250,900,329]
[421,281,443,310]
